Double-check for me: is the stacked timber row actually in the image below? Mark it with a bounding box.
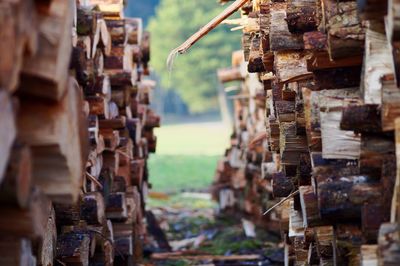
[0,0,160,265]
[214,0,400,264]
[213,51,282,232]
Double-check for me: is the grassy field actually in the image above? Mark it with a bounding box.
[148,122,230,193]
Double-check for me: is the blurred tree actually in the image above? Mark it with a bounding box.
[148,0,240,113]
[125,0,160,26]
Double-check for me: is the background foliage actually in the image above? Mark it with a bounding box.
[125,0,160,26]
[147,0,240,113]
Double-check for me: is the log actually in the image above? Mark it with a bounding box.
[106,192,128,221]
[92,17,111,57]
[307,243,319,265]
[357,0,387,20]
[302,88,321,151]
[274,52,311,83]
[335,224,363,265]
[105,19,126,46]
[340,104,382,133]
[276,101,296,123]
[269,4,304,51]
[272,172,295,198]
[107,70,133,87]
[387,0,400,42]
[362,203,387,241]
[306,51,362,71]
[111,90,130,108]
[0,188,50,239]
[381,75,400,131]
[378,223,400,265]
[0,91,16,184]
[101,129,120,151]
[56,232,90,266]
[362,22,393,105]
[280,128,308,166]
[99,117,126,130]
[0,142,32,208]
[314,226,336,264]
[18,78,85,203]
[80,192,105,225]
[104,46,128,70]
[286,0,318,33]
[303,31,327,50]
[391,118,400,222]
[20,0,73,100]
[0,238,36,266]
[87,95,110,119]
[54,203,81,227]
[299,186,320,227]
[77,6,95,36]
[141,31,150,70]
[125,186,138,224]
[293,236,308,264]
[0,0,38,92]
[313,66,362,90]
[113,223,134,256]
[318,88,361,160]
[125,18,143,45]
[382,155,397,218]
[248,35,265,73]
[112,176,127,193]
[289,199,304,238]
[360,245,379,266]
[311,152,360,179]
[318,175,382,221]
[217,67,244,83]
[38,206,56,266]
[84,74,111,98]
[359,134,394,178]
[388,0,400,87]
[297,153,312,186]
[323,0,365,59]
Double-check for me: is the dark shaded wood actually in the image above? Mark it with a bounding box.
[318,176,381,221]
[0,142,32,208]
[340,104,381,133]
[272,172,295,198]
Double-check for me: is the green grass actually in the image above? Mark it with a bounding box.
[148,122,230,193]
[148,155,219,193]
[147,192,217,209]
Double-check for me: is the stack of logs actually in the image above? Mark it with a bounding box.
[0,0,160,265]
[213,0,400,264]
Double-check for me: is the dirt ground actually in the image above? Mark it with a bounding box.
[143,193,284,266]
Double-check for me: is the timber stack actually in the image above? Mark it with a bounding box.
[213,0,400,264]
[0,0,160,265]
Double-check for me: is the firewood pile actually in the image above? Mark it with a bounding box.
[0,0,160,265]
[213,0,400,264]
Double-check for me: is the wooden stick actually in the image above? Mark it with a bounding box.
[151,253,260,261]
[249,131,268,149]
[263,190,300,216]
[85,172,104,190]
[167,0,249,69]
[115,149,133,160]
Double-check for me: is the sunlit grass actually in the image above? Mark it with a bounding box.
[148,122,230,193]
[153,122,230,155]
